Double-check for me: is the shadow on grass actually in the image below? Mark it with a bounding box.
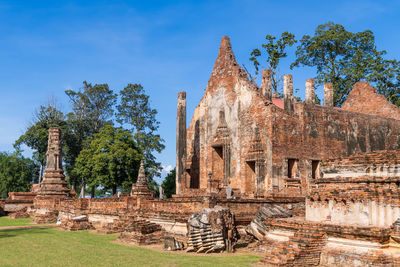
[0,227,52,238]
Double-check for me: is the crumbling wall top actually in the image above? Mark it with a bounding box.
[342,81,400,120]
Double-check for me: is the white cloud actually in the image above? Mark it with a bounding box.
[162,165,173,173]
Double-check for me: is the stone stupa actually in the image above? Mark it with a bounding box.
[130,160,153,197]
[37,127,70,198]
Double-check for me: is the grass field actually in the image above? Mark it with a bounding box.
[0,227,260,267]
[0,216,33,227]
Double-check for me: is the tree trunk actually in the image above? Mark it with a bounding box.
[91,186,95,198]
[112,185,117,196]
[79,178,85,198]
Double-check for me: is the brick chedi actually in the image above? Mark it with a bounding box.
[130,160,153,197]
[33,127,71,223]
[37,127,70,197]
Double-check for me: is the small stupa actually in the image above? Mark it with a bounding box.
[130,160,153,197]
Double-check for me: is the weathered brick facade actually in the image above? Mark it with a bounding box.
[178,36,400,199]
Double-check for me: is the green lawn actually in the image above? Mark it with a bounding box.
[0,216,33,227]
[0,228,260,267]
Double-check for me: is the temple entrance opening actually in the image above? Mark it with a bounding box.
[212,145,224,183]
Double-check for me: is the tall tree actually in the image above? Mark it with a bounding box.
[65,81,117,135]
[367,55,400,106]
[116,84,165,179]
[291,22,400,106]
[0,152,39,198]
[73,125,141,195]
[249,32,296,92]
[161,167,176,198]
[14,99,66,185]
[65,81,117,195]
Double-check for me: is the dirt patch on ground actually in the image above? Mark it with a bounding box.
[111,239,264,257]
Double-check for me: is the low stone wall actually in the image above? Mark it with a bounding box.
[89,197,130,215]
[139,197,206,222]
[55,195,305,237]
[4,192,37,212]
[308,177,400,227]
[320,237,400,266]
[59,198,90,219]
[33,196,66,223]
[8,192,37,201]
[260,217,399,266]
[4,200,34,212]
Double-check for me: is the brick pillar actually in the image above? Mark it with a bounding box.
[305,79,315,105]
[176,92,187,194]
[283,75,294,112]
[261,69,272,101]
[324,83,334,107]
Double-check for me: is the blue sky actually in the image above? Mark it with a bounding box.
[1,0,400,183]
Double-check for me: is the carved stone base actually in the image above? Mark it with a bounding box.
[37,170,70,198]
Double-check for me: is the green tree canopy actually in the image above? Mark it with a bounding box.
[14,101,67,167]
[0,152,39,198]
[73,125,142,195]
[291,22,400,106]
[65,81,117,192]
[250,32,296,92]
[116,84,165,179]
[161,167,176,198]
[65,81,117,135]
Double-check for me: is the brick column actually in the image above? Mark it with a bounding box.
[324,83,334,107]
[261,69,272,101]
[305,79,315,105]
[176,92,187,194]
[283,75,294,112]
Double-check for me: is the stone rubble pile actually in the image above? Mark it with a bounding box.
[164,236,185,251]
[246,204,292,240]
[34,210,59,224]
[186,206,238,253]
[8,206,30,219]
[60,215,93,231]
[118,218,164,245]
[392,218,400,243]
[94,219,128,234]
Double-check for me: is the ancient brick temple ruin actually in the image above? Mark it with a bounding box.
[174,36,400,265]
[176,36,400,199]
[3,36,400,266]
